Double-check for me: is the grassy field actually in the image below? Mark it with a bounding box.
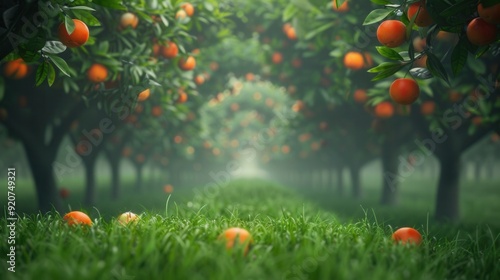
[1,177,499,280]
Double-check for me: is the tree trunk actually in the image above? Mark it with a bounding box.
[349,165,361,199]
[380,141,399,205]
[84,158,97,206]
[110,157,120,200]
[435,152,461,221]
[23,144,61,213]
[135,164,144,190]
[336,167,344,195]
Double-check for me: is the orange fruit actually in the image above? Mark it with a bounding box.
[151,105,162,117]
[178,56,196,71]
[174,135,183,144]
[363,52,374,68]
[87,63,108,83]
[137,88,150,102]
[58,19,89,48]
[120,12,139,29]
[374,102,394,118]
[413,36,427,52]
[407,0,433,27]
[466,17,497,46]
[281,145,290,154]
[292,100,305,112]
[283,23,292,33]
[117,212,140,225]
[392,227,422,245]
[478,2,500,24]
[176,9,187,20]
[177,91,188,103]
[219,227,252,255]
[210,62,219,71]
[389,78,420,105]
[377,20,407,48]
[230,103,240,111]
[343,51,364,70]
[161,41,179,59]
[181,3,195,17]
[164,184,174,193]
[420,101,436,115]
[245,73,255,81]
[272,52,283,64]
[3,59,28,79]
[194,75,205,85]
[353,89,368,103]
[472,116,483,126]
[332,0,349,12]
[286,27,297,40]
[63,211,92,226]
[414,54,427,68]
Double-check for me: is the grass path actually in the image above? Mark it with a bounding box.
[1,179,499,279]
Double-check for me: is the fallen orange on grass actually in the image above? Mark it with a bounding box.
[392,227,422,245]
[63,211,92,226]
[219,227,253,255]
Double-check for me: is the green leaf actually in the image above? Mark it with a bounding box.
[376,46,404,61]
[42,41,67,54]
[305,22,334,40]
[426,52,449,85]
[47,63,56,86]
[67,6,96,11]
[35,61,49,86]
[283,4,298,21]
[64,15,75,34]
[363,9,393,25]
[71,10,101,26]
[47,54,71,77]
[370,0,391,4]
[92,0,127,10]
[450,38,468,76]
[368,62,405,81]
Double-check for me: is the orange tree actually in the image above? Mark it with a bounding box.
[363,0,500,220]
[0,0,230,212]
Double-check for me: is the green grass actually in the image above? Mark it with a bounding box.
[1,179,499,279]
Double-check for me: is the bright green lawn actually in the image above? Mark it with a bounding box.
[1,179,499,280]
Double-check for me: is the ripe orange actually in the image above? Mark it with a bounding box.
[194,75,205,85]
[137,88,150,102]
[407,0,433,27]
[292,100,305,112]
[58,19,89,48]
[420,101,435,115]
[177,91,188,103]
[412,36,427,52]
[161,41,179,59]
[245,73,255,81]
[120,12,139,29]
[281,145,291,154]
[3,59,28,79]
[63,211,92,226]
[374,102,394,118]
[478,2,500,24]
[283,23,292,33]
[343,51,364,70]
[413,54,427,68]
[363,52,374,68]
[332,0,349,12]
[87,63,108,83]
[151,105,162,117]
[353,89,368,103]
[286,27,297,40]
[181,3,195,17]
[164,184,174,193]
[219,227,253,255]
[389,78,420,105]
[178,56,196,71]
[377,20,407,48]
[392,227,422,245]
[272,52,283,64]
[466,17,497,46]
